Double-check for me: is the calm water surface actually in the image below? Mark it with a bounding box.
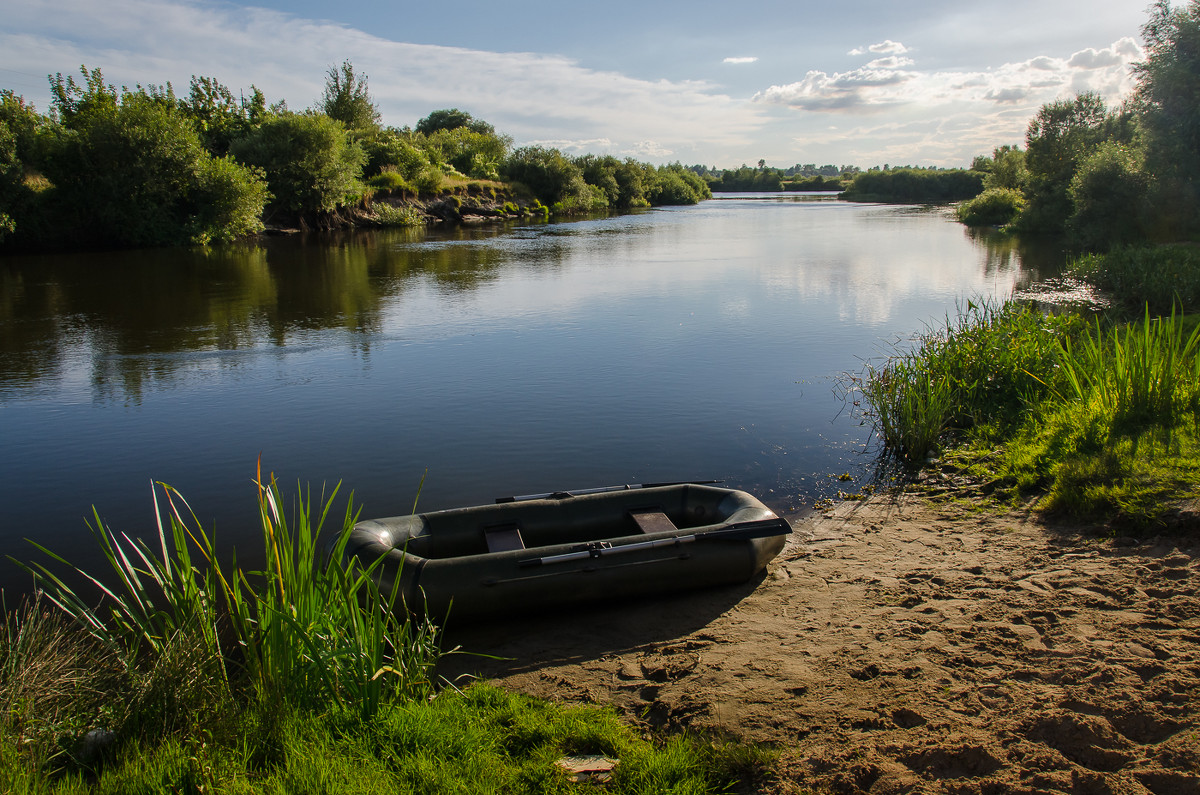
[0,194,1063,581]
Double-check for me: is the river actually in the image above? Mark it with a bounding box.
[0,193,1062,582]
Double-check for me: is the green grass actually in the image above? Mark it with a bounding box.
[853,299,1083,465]
[2,684,773,793]
[1,467,776,792]
[1070,243,1200,315]
[856,293,1200,528]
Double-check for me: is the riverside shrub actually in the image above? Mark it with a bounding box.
[42,91,267,247]
[1067,142,1150,251]
[956,187,1025,227]
[231,111,366,215]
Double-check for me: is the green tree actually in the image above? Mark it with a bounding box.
[1019,93,1123,232]
[646,164,710,205]
[1134,0,1200,237]
[1067,141,1149,250]
[0,120,18,240]
[422,125,511,179]
[181,76,267,156]
[502,146,589,206]
[0,91,49,243]
[956,187,1025,227]
[576,154,619,207]
[415,108,494,136]
[320,60,380,132]
[42,71,266,246]
[0,90,45,165]
[231,111,365,215]
[361,126,432,179]
[983,145,1028,191]
[48,66,118,128]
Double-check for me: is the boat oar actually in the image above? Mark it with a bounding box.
[516,516,790,569]
[496,480,723,503]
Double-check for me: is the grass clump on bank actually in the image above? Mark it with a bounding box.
[1070,244,1200,314]
[856,300,1083,466]
[1,466,773,792]
[955,187,1026,227]
[856,247,1200,527]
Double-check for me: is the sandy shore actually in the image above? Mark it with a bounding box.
[440,493,1200,794]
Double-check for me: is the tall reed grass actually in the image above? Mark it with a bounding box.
[858,295,1200,525]
[15,461,441,732]
[1071,244,1200,314]
[2,470,771,792]
[1056,307,1200,430]
[857,299,1081,464]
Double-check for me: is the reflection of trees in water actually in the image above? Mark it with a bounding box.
[964,226,1070,290]
[0,266,65,388]
[0,225,566,401]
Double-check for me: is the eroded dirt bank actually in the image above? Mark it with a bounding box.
[441,494,1200,794]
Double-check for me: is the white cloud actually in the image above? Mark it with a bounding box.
[755,37,1142,117]
[628,140,674,158]
[753,66,918,113]
[724,56,758,64]
[524,138,617,154]
[850,40,910,57]
[759,36,1144,167]
[864,56,915,70]
[0,0,766,160]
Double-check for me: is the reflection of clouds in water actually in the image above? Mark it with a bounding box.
[762,246,1020,328]
[383,203,1034,336]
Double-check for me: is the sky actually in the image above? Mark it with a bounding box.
[0,0,1157,169]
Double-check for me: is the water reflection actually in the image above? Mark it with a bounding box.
[0,226,570,399]
[0,199,1072,581]
[1,203,1074,403]
[964,225,1071,287]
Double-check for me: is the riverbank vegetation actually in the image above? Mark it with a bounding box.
[858,286,1200,527]
[0,62,710,251]
[956,0,1199,252]
[857,1,1200,530]
[1,468,768,792]
[700,162,859,192]
[839,166,985,203]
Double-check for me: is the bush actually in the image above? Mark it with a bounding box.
[0,120,18,241]
[411,165,444,194]
[361,128,433,180]
[1067,142,1149,251]
[842,168,984,202]
[502,146,590,207]
[1070,244,1200,313]
[231,111,365,215]
[422,126,510,180]
[647,166,709,205]
[186,155,268,243]
[551,181,609,214]
[43,90,267,247]
[367,168,409,191]
[370,203,423,227]
[956,187,1026,227]
[784,175,845,191]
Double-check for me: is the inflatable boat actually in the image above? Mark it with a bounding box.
[336,482,791,622]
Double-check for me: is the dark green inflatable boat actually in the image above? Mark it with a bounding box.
[339,483,791,621]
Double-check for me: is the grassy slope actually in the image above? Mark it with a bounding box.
[856,245,1200,529]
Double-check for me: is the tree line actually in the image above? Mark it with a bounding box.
[699,162,861,192]
[957,0,1200,251]
[0,62,710,250]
